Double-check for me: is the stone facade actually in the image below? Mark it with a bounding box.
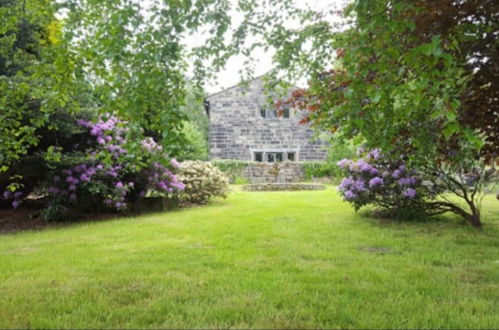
[242,162,305,183]
[206,77,328,162]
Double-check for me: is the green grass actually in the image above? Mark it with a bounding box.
[1,188,498,328]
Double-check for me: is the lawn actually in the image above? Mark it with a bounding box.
[1,188,498,328]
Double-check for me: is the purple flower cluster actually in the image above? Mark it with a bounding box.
[403,188,417,199]
[42,114,186,212]
[2,189,24,209]
[143,162,186,195]
[47,163,107,202]
[337,148,432,210]
[369,177,384,187]
[141,137,163,153]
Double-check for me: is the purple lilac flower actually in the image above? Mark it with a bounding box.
[392,170,401,178]
[344,190,357,200]
[96,164,103,170]
[3,191,11,199]
[128,182,134,187]
[139,191,146,197]
[13,191,22,199]
[77,119,90,127]
[97,137,105,144]
[86,168,96,176]
[339,177,355,190]
[47,187,60,194]
[337,159,351,169]
[354,179,366,192]
[399,165,406,171]
[104,198,113,206]
[369,177,384,188]
[69,184,77,191]
[367,149,381,160]
[369,167,379,175]
[403,188,416,199]
[359,162,373,173]
[398,177,417,186]
[66,176,75,183]
[80,174,90,182]
[171,182,186,190]
[170,158,180,168]
[62,169,72,175]
[12,200,20,209]
[74,164,86,172]
[115,182,124,189]
[398,177,411,186]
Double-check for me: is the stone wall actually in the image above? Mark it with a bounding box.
[242,162,306,183]
[206,77,328,161]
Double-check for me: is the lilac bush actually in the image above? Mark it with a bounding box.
[336,149,441,218]
[44,114,185,217]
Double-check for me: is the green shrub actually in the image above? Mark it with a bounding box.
[177,161,229,204]
[211,160,250,183]
[302,162,335,179]
[179,121,208,161]
[233,176,249,185]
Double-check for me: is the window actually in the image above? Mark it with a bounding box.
[282,107,290,118]
[259,107,278,119]
[254,151,297,162]
[259,107,266,118]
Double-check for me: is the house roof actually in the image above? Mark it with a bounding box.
[205,72,272,99]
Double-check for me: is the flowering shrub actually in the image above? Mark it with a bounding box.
[336,149,441,218]
[43,114,185,218]
[177,161,229,204]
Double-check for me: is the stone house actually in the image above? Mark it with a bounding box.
[205,76,328,162]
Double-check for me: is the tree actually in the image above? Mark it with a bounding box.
[0,0,79,173]
[233,0,498,226]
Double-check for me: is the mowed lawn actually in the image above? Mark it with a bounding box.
[1,188,498,329]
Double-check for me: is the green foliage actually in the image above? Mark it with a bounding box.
[233,176,249,185]
[211,160,250,173]
[177,161,229,204]
[227,0,494,225]
[179,121,208,161]
[59,0,235,155]
[302,162,334,180]
[211,160,250,183]
[181,84,209,141]
[0,0,79,173]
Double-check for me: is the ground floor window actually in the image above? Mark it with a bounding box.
[253,151,297,162]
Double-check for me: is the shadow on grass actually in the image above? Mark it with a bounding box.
[0,198,229,235]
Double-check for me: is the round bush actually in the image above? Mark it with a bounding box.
[336,149,441,219]
[177,161,229,204]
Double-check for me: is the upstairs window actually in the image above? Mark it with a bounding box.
[260,107,277,118]
[282,107,290,118]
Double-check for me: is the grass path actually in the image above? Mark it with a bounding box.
[1,188,498,328]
